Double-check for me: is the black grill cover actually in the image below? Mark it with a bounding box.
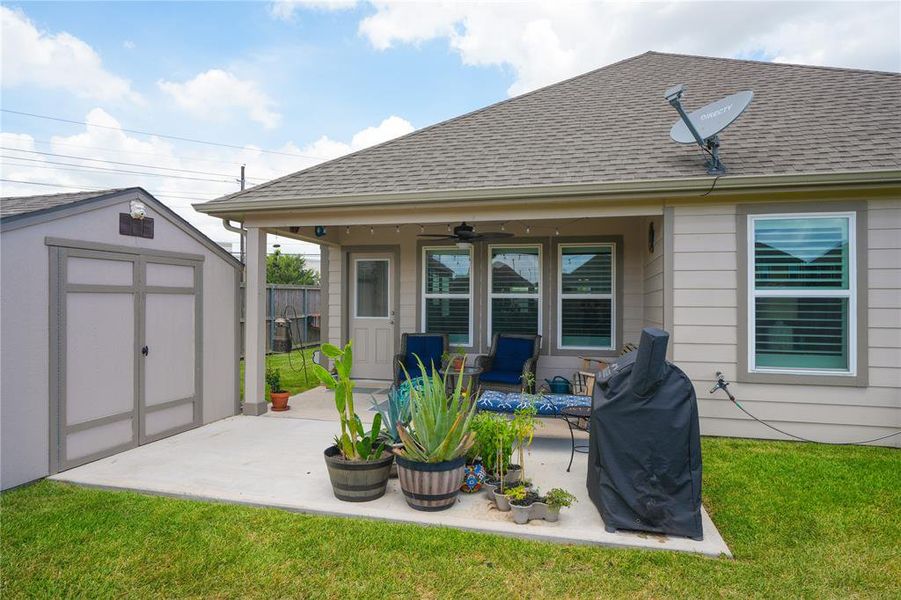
[587,328,703,539]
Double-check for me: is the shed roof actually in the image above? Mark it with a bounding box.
[198,51,901,213]
[0,187,242,268]
[1,188,130,219]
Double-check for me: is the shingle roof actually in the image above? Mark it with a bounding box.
[202,51,901,208]
[0,188,130,219]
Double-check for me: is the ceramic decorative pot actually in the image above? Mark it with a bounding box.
[460,460,486,493]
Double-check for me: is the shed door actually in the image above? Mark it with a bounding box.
[52,248,202,472]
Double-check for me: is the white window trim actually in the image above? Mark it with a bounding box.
[747,211,857,377]
[353,257,390,320]
[557,242,616,351]
[487,243,542,346]
[421,246,473,347]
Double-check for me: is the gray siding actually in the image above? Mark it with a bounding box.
[671,200,900,447]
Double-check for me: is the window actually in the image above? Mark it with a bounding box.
[355,259,389,318]
[749,213,855,374]
[558,244,615,349]
[423,247,472,345]
[489,245,541,340]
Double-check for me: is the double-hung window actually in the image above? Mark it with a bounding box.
[489,245,541,340]
[749,213,855,374]
[422,247,472,346]
[558,243,615,350]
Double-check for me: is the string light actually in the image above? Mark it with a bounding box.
[419,225,424,234]
[395,225,400,234]
[345,226,350,235]
[370,226,374,235]
[500,223,505,231]
[554,227,559,236]
[447,224,451,232]
[525,225,531,234]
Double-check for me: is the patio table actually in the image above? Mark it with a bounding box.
[560,405,592,472]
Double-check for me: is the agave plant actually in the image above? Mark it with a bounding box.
[311,341,386,461]
[394,357,476,463]
[371,380,413,445]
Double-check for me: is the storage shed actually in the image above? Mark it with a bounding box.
[1,187,242,490]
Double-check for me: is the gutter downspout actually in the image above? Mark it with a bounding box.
[221,219,246,280]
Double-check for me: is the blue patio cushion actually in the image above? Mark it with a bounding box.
[477,391,591,417]
[491,336,535,373]
[400,335,443,381]
[479,369,523,385]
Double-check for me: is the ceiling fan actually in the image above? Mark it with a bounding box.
[417,222,513,243]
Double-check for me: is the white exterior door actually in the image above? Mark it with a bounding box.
[349,254,395,380]
[52,246,202,472]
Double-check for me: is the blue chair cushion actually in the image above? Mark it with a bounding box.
[403,335,444,375]
[491,336,535,373]
[480,369,523,385]
[477,391,591,417]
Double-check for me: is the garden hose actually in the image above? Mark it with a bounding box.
[709,372,900,446]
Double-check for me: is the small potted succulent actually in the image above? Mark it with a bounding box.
[313,342,394,502]
[394,357,476,511]
[544,488,577,522]
[266,367,290,411]
[507,485,543,524]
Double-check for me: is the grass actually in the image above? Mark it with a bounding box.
[239,346,319,400]
[2,438,898,599]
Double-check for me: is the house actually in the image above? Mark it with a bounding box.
[195,52,901,446]
[0,188,242,490]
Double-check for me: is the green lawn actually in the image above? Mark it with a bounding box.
[2,438,898,599]
[239,346,320,400]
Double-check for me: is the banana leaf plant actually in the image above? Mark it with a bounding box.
[311,341,386,461]
[394,357,476,463]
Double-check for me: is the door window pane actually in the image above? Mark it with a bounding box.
[356,259,389,317]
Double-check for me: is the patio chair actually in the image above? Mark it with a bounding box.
[476,333,541,393]
[393,333,448,385]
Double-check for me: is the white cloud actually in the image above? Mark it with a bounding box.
[269,0,358,21]
[0,6,141,103]
[158,69,282,130]
[0,109,414,253]
[123,40,136,50]
[358,1,901,96]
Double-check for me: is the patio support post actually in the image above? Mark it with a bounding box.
[243,226,268,416]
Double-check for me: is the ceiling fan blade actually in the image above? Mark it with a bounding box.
[474,232,514,240]
[417,234,458,240]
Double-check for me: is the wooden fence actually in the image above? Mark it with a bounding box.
[239,284,321,355]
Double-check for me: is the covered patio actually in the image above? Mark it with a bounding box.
[51,384,730,557]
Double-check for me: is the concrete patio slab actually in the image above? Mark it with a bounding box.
[51,415,731,557]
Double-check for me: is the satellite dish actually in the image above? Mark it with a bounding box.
[664,85,753,175]
[670,90,753,144]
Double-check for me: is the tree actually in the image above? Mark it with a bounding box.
[266,249,319,285]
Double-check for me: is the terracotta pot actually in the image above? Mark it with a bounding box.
[323,445,394,502]
[451,357,465,370]
[270,391,290,411]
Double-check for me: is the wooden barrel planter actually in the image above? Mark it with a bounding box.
[323,446,394,502]
[395,455,466,511]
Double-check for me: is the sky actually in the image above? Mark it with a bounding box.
[2,0,899,256]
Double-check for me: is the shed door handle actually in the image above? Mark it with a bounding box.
[142,345,149,356]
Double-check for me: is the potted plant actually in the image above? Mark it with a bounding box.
[394,357,476,511]
[312,342,394,502]
[543,488,577,522]
[441,346,467,371]
[471,412,515,499]
[371,381,414,478]
[266,367,290,411]
[510,401,539,484]
[508,485,545,524]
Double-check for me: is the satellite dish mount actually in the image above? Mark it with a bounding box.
[665,85,753,176]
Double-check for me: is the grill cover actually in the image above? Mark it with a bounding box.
[587,328,703,539]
